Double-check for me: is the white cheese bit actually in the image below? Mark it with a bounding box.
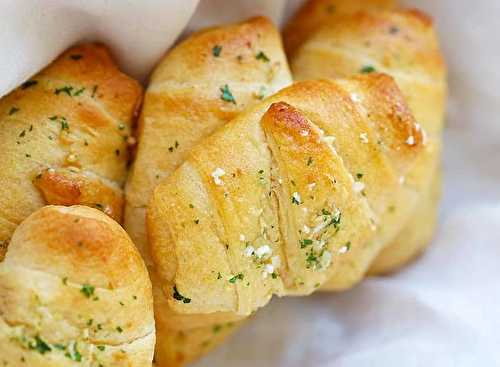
[320,250,332,269]
[239,234,246,242]
[303,225,311,234]
[307,182,317,191]
[350,93,361,103]
[271,256,281,268]
[323,135,336,145]
[211,167,226,185]
[338,245,349,254]
[406,135,415,146]
[399,176,405,184]
[317,128,325,136]
[292,192,302,204]
[264,264,274,274]
[278,178,283,184]
[359,132,369,144]
[300,129,309,137]
[313,239,326,252]
[415,123,422,131]
[47,167,56,174]
[352,181,365,193]
[244,245,255,257]
[255,245,272,259]
[302,207,309,213]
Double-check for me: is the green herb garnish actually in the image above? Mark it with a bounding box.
[220,84,236,104]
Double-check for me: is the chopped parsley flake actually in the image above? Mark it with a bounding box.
[255,51,270,62]
[29,335,51,354]
[9,107,19,115]
[116,326,123,333]
[360,65,376,74]
[228,273,244,283]
[220,84,236,104]
[173,285,191,303]
[356,173,364,179]
[307,157,313,166]
[55,86,74,96]
[97,345,105,351]
[80,284,95,298]
[300,239,313,248]
[21,80,38,89]
[212,45,222,57]
[65,343,82,361]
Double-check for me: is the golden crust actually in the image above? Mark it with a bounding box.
[0,205,154,366]
[0,43,142,260]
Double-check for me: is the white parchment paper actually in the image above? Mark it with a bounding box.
[1,0,499,365]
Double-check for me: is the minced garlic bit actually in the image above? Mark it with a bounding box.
[406,135,415,146]
[307,182,316,191]
[338,244,349,254]
[319,250,332,269]
[264,264,274,274]
[359,132,369,144]
[292,192,302,205]
[211,167,226,185]
[244,245,255,257]
[66,154,78,163]
[255,245,272,259]
[399,176,405,184]
[300,129,309,137]
[239,234,246,242]
[350,93,361,103]
[323,135,336,145]
[303,225,311,234]
[352,181,365,193]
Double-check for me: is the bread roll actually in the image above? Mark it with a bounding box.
[0,43,142,260]
[148,76,425,359]
[286,3,447,274]
[124,17,292,366]
[0,205,155,366]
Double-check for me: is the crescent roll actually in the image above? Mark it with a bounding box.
[148,75,425,361]
[0,205,155,366]
[0,43,142,260]
[285,1,447,274]
[124,17,292,366]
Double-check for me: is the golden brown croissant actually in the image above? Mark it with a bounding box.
[124,17,292,366]
[0,205,155,366]
[0,43,142,260]
[285,1,447,274]
[148,75,424,362]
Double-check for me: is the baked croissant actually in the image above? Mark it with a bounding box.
[124,17,292,365]
[0,43,142,260]
[285,1,447,274]
[148,75,424,360]
[0,205,155,365]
